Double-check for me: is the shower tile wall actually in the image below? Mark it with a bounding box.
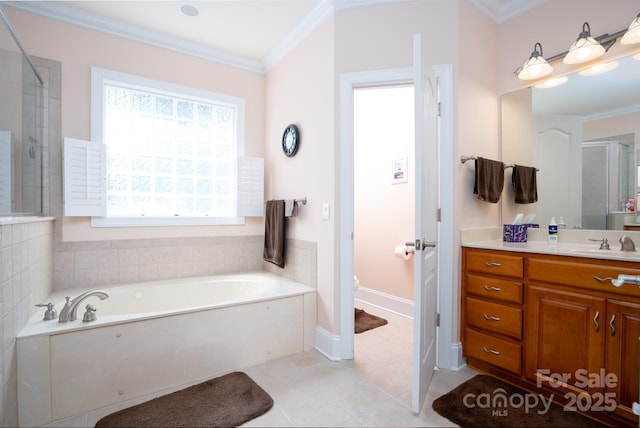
[0,219,53,427]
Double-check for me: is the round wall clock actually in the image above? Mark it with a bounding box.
[282,124,300,157]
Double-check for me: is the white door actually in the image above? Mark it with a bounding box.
[411,33,439,413]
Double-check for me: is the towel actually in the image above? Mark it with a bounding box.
[263,200,286,268]
[284,199,298,218]
[512,165,538,204]
[473,157,504,203]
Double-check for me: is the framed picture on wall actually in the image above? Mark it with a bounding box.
[391,157,407,184]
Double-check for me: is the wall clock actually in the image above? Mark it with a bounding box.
[282,124,299,157]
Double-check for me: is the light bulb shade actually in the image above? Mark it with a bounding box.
[563,22,606,64]
[621,13,640,45]
[517,42,553,80]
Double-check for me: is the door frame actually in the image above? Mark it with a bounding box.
[338,64,454,368]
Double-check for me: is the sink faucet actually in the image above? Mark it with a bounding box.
[619,235,636,252]
[58,290,109,322]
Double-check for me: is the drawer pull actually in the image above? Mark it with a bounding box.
[482,346,500,355]
[484,262,502,267]
[483,314,501,321]
[593,276,616,282]
[483,285,502,292]
[609,314,616,336]
[594,311,600,332]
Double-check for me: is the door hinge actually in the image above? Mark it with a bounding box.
[437,102,441,117]
[436,313,440,327]
[437,208,441,222]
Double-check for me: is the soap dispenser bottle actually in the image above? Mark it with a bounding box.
[548,217,558,244]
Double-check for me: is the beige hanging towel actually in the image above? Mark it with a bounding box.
[473,157,505,203]
[263,200,286,268]
[512,165,538,204]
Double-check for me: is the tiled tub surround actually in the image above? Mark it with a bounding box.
[54,236,317,290]
[0,217,54,428]
[17,271,317,427]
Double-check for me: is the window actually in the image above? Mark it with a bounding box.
[75,67,261,226]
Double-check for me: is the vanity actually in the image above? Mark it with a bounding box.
[461,228,640,427]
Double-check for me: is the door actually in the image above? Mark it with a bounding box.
[605,299,640,423]
[525,285,606,395]
[411,33,439,413]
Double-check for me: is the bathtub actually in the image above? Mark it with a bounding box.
[16,271,317,427]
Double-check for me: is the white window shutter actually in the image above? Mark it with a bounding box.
[236,156,264,217]
[63,138,106,217]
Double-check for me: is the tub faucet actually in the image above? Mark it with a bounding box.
[619,235,636,252]
[58,290,109,322]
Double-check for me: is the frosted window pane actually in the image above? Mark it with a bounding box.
[103,80,239,218]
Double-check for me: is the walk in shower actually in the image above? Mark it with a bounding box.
[0,7,44,216]
[582,136,635,230]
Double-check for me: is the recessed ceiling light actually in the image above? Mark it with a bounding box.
[178,1,199,17]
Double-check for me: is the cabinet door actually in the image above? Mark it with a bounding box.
[605,299,640,424]
[525,285,606,394]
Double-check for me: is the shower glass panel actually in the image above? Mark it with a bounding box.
[0,7,43,216]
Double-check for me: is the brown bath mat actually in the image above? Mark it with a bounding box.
[95,371,273,427]
[432,374,607,427]
[355,308,388,333]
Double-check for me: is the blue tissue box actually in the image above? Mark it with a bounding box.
[503,224,527,242]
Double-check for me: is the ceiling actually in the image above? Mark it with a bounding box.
[5,0,540,72]
[5,0,638,117]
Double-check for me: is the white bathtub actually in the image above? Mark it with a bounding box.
[16,272,317,427]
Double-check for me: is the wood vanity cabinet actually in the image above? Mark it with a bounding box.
[461,247,640,427]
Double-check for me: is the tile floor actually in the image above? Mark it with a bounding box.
[46,302,478,427]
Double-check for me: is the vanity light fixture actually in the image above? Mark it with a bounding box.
[515,12,639,81]
[620,13,640,45]
[563,22,606,64]
[634,53,640,60]
[578,60,619,76]
[534,76,568,89]
[517,42,553,80]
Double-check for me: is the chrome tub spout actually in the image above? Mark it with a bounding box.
[58,290,109,322]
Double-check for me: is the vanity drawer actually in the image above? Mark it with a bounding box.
[465,328,521,375]
[467,274,523,304]
[466,250,523,279]
[466,297,522,340]
[528,258,640,297]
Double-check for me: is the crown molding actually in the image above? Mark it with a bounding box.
[2,0,266,74]
[467,0,547,24]
[263,0,410,72]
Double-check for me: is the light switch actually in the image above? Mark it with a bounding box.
[322,203,330,220]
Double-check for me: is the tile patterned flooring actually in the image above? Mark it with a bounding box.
[46,302,478,427]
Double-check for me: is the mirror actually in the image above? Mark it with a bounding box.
[501,54,640,230]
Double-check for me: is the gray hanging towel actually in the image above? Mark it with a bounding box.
[512,165,538,204]
[263,200,285,267]
[473,157,504,203]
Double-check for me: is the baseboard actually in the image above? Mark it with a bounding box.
[314,326,342,361]
[355,286,414,318]
[450,342,466,370]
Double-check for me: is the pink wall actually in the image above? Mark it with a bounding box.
[354,86,415,301]
[4,7,266,241]
[265,17,336,330]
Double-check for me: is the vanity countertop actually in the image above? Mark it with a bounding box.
[461,227,640,262]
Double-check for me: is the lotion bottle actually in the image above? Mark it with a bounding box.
[548,217,558,244]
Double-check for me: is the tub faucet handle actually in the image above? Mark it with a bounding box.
[35,303,57,321]
[82,304,97,322]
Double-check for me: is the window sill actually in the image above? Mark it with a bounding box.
[90,216,246,227]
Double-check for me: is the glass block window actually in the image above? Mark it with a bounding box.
[91,67,246,225]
